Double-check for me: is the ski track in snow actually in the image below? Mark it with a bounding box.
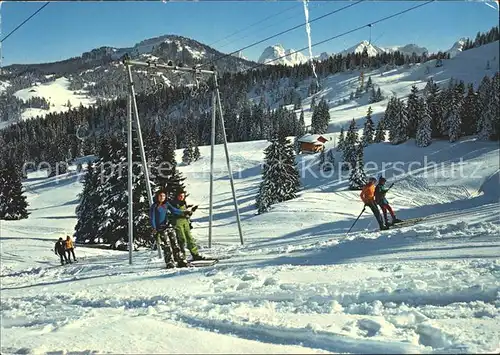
[1,42,500,354]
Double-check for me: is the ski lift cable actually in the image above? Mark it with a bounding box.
[241,0,436,73]
[166,0,365,86]
[216,0,335,52]
[0,2,50,43]
[207,2,301,49]
[197,0,366,71]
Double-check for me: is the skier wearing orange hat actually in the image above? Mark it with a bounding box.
[360,177,388,230]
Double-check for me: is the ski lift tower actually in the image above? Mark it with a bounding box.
[121,54,244,265]
[0,1,3,76]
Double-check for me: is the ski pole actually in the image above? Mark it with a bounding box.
[346,206,366,234]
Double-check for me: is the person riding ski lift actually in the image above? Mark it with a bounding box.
[65,235,77,263]
[375,177,402,226]
[360,177,388,230]
[149,189,191,268]
[168,189,209,262]
[54,237,69,265]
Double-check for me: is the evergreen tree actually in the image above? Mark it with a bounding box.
[94,135,152,247]
[389,98,409,145]
[318,147,326,170]
[369,86,383,103]
[383,96,397,138]
[255,134,301,214]
[46,143,68,177]
[74,161,102,243]
[447,81,465,142]
[361,106,375,146]
[342,119,359,170]
[478,72,500,140]
[440,80,460,136]
[152,129,186,201]
[0,163,29,220]
[255,179,272,214]
[406,85,420,138]
[164,168,186,201]
[324,148,335,172]
[416,98,432,147]
[182,135,195,165]
[366,76,373,91]
[476,75,492,137]
[294,134,302,154]
[310,96,317,112]
[424,78,443,138]
[311,98,330,134]
[374,117,386,143]
[490,72,500,140]
[460,83,480,136]
[348,144,367,190]
[337,127,345,152]
[193,144,201,161]
[298,110,306,136]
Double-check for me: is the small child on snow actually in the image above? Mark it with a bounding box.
[375,177,401,226]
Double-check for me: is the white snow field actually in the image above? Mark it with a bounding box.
[1,136,499,354]
[13,77,96,121]
[1,42,500,354]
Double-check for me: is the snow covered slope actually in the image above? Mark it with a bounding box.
[13,77,96,120]
[1,134,499,354]
[296,40,499,131]
[258,44,309,66]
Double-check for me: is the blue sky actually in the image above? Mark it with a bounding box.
[1,1,499,66]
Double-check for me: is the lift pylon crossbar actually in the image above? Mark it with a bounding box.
[123,58,216,76]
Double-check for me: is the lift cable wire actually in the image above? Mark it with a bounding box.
[0,2,50,43]
[241,0,436,73]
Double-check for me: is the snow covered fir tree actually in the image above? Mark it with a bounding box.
[0,162,29,220]
[74,161,102,244]
[341,119,359,170]
[416,98,433,147]
[348,143,367,190]
[361,106,375,146]
[310,98,330,134]
[256,132,301,214]
[74,134,154,248]
[374,118,386,143]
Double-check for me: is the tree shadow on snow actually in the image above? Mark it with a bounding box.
[247,232,500,268]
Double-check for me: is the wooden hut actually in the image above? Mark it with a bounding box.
[297,134,328,154]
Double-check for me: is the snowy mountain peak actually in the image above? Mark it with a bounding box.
[385,44,429,56]
[233,51,248,60]
[339,40,386,57]
[258,44,308,66]
[447,38,468,58]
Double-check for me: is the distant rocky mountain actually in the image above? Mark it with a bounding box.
[338,40,386,57]
[257,44,309,66]
[446,38,467,58]
[1,34,257,80]
[383,43,429,56]
[333,40,429,58]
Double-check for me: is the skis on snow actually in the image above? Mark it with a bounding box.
[386,217,425,229]
[187,259,219,267]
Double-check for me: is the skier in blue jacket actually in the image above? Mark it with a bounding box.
[150,189,190,268]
